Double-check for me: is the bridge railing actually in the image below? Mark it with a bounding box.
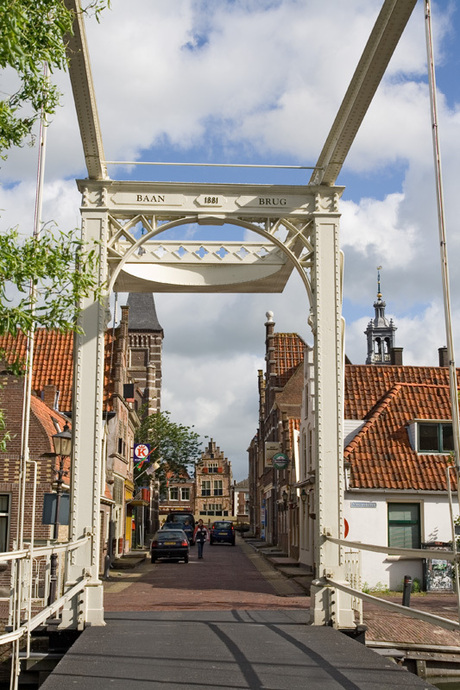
[0,534,92,647]
[326,534,460,632]
[343,548,363,624]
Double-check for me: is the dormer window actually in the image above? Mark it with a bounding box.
[418,422,453,453]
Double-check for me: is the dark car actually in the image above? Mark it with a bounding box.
[209,520,235,546]
[150,529,189,563]
[165,512,196,545]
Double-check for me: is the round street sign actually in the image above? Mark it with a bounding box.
[134,443,150,460]
[272,452,289,470]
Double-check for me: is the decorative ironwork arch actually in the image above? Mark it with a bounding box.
[107,214,314,305]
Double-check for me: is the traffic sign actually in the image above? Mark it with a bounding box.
[134,443,151,461]
[272,452,289,470]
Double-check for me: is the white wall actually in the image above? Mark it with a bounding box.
[344,492,454,591]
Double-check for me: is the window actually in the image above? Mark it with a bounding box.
[169,487,178,501]
[201,480,211,497]
[213,480,223,496]
[388,503,420,549]
[418,423,454,453]
[208,463,218,473]
[0,495,10,552]
[113,477,123,505]
[181,487,190,501]
[203,503,222,516]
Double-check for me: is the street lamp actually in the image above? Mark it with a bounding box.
[48,423,72,605]
[52,423,72,459]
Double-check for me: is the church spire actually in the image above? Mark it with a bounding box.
[377,265,382,299]
[364,267,397,364]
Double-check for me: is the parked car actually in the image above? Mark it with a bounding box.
[150,529,189,563]
[165,512,196,545]
[209,520,235,546]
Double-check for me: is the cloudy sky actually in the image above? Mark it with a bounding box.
[1,0,459,480]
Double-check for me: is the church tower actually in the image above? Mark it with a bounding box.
[127,293,163,415]
[364,267,397,365]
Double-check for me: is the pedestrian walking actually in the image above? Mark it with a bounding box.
[193,519,208,559]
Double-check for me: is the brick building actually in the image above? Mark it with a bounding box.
[159,469,195,521]
[248,311,304,557]
[232,478,249,524]
[195,439,233,521]
[0,292,164,573]
[0,368,72,604]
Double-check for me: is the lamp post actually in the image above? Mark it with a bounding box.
[48,424,72,605]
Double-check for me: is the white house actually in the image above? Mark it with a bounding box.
[343,361,457,591]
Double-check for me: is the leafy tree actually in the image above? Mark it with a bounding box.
[0,226,102,450]
[135,411,204,494]
[0,0,109,157]
[0,226,102,335]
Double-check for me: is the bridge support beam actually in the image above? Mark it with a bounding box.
[61,209,108,628]
[310,213,354,629]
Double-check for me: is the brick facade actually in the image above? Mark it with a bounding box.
[0,292,164,579]
[195,439,233,522]
[248,312,304,558]
[0,372,71,597]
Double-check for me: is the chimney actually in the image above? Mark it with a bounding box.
[390,347,403,365]
[42,381,59,410]
[265,310,276,379]
[438,346,448,367]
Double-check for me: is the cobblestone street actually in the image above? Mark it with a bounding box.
[104,538,308,612]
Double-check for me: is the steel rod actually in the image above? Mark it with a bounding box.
[105,160,317,170]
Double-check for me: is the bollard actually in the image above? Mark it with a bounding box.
[402,574,412,607]
[103,553,111,580]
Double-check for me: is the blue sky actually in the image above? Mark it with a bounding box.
[1,0,460,480]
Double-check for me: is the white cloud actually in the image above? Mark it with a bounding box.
[162,351,261,480]
[0,179,81,236]
[341,193,417,267]
[2,0,460,480]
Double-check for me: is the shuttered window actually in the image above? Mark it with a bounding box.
[388,503,420,549]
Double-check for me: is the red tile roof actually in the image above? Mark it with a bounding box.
[289,418,300,435]
[345,365,455,419]
[30,395,71,475]
[272,333,304,387]
[0,331,74,410]
[0,329,116,411]
[344,365,460,492]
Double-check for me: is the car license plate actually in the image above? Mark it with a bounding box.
[218,531,227,535]
[164,541,176,545]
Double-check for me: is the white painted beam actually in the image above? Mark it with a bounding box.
[310,0,418,187]
[64,0,107,180]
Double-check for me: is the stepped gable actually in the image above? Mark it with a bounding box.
[344,364,459,492]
